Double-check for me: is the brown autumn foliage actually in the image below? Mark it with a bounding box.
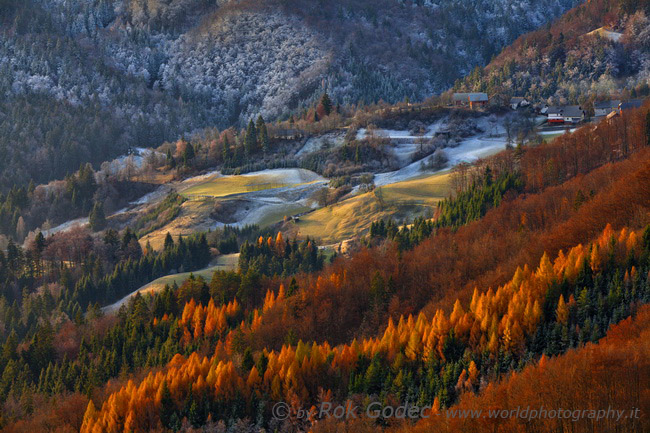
[195,108,650,352]
[10,102,650,432]
[420,145,650,315]
[392,303,650,433]
[486,0,625,70]
[1,392,88,433]
[253,131,650,348]
[79,223,647,432]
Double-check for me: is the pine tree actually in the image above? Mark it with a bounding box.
[319,93,332,116]
[370,271,386,306]
[183,142,195,165]
[88,201,106,232]
[222,135,230,164]
[166,148,175,168]
[188,399,203,427]
[642,225,650,253]
[35,231,46,253]
[256,115,269,154]
[164,232,174,250]
[245,119,257,156]
[2,330,18,361]
[159,381,175,429]
[287,277,299,296]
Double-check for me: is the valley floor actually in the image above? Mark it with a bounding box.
[31,113,514,254]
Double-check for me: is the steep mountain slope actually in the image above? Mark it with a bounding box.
[455,0,650,104]
[401,304,650,433]
[0,0,578,189]
[2,95,649,431]
[157,0,579,120]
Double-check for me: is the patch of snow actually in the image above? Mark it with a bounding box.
[109,147,164,172]
[446,136,507,166]
[357,128,425,141]
[374,161,427,187]
[358,119,447,142]
[389,119,448,164]
[238,168,326,184]
[586,27,623,42]
[374,133,507,187]
[537,128,578,136]
[296,132,345,157]
[39,217,88,238]
[236,199,309,227]
[207,179,327,229]
[426,119,447,135]
[113,154,144,170]
[36,183,170,240]
[358,119,449,165]
[130,185,172,206]
[183,169,221,184]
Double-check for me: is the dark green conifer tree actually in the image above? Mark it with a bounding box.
[319,92,332,116]
[245,119,257,157]
[89,201,107,232]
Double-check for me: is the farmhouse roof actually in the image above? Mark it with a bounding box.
[547,105,584,118]
[594,100,621,110]
[620,100,643,111]
[453,92,488,102]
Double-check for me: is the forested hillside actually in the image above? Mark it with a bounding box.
[401,303,650,433]
[455,0,650,105]
[0,0,578,190]
[6,1,650,432]
[79,224,650,433]
[1,95,649,431]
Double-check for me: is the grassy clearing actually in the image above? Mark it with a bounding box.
[255,203,313,227]
[381,172,452,202]
[295,172,453,243]
[139,199,215,251]
[138,253,240,295]
[181,172,317,198]
[133,192,186,237]
[132,170,176,185]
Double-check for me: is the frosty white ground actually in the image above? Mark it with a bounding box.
[38,217,89,239]
[296,132,346,157]
[374,136,507,186]
[35,118,509,246]
[34,183,172,241]
[181,169,327,228]
[106,147,165,172]
[537,128,578,135]
[235,168,325,185]
[37,123,507,238]
[372,117,508,186]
